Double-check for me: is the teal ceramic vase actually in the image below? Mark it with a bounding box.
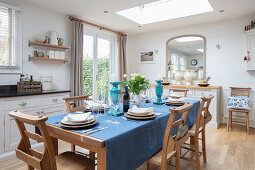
[153,80,164,105]
[110,82,123,116]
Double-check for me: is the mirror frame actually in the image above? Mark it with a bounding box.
[165,34,207,80]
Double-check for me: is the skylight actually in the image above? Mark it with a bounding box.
[116,0,213,25]
[197,49,204,52]
[175,37,203,42]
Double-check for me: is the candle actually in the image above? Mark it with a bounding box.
[156,75,163,80]
[111,73,119,82]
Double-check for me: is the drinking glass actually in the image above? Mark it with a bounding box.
[92,105,99,118]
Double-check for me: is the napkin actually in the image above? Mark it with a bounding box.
[167,97,185,102]
[128,105,154,114]
[66,112,92,123]
[84,101,108,109]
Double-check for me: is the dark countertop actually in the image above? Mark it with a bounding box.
[0,85,71,98]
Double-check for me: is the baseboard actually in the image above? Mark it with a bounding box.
[221,116,255,128]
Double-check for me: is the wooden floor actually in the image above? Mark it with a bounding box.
[0,124,254,170]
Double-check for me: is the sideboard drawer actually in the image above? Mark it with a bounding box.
[41,94,67,107]
[194,90,212,97]
[3,98,39,111]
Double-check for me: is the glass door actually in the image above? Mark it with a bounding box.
[83,30,113,102]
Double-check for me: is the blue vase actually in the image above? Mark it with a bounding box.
[110,82,123,116]
[153,80,164,105]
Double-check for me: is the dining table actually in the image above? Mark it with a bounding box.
[45,98,200,170]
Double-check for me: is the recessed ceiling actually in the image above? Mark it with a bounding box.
[17,0,255,35]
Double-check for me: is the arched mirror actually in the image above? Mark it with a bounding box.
[166,35,206,85]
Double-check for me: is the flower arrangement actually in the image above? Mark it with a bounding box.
[121,73,150,95]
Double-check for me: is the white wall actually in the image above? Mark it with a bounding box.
[127,15,255,123]
[0,0,71,90]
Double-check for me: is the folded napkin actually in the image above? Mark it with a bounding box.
[84,101,108,109]
[66,112,92,123]
[169,93,181,99]
[128,105,154,114]
[167,97,185,102]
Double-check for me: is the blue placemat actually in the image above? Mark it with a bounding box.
[46,99,200,170]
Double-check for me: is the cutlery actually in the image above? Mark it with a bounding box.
[122,117,141,123]
[87,127,109,134]
[155,113,162,116]
[54,122,59,124]
[83,127,101,133]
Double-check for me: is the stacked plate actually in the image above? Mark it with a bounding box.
[60,113,98,129]
[165,98,185,106]
[84,101,108,112]
[125,106,156,120]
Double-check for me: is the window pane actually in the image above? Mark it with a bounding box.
[97,38,110,103]
[83,35,94,96]
[0,6,9,66]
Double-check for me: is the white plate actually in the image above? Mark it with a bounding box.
[61,116,95,125]
[127,112,155,117]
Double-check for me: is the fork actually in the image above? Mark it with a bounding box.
[122,117,141,123]
[87,127,109,134]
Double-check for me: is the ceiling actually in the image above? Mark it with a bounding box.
[20,0,255,35]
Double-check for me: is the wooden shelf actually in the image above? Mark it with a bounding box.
[28,41,70,50]
[29,56,70,63]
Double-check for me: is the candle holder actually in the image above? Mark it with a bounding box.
[153,80,164,105]
[110,81,123,116]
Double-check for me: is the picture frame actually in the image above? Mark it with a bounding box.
[139,50,155,63]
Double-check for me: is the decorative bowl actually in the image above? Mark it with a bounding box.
[197,83,210,87]
[161,82,170,85]
[33,35,45,43]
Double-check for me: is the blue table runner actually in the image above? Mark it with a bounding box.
[46,99,200,170]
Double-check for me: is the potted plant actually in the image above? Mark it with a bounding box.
[121,73,150,106]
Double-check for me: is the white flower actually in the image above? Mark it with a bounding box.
[131,73,135,77]
[123,74,127,78]
[131,77,135,80]
[142,75,145,78]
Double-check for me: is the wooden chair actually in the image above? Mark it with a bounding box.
[147,102,193,170]
[227,87,251,134]
[181,95,214,170]
[171,89,189,97]
[63,95,94,158]
[9,110,94,170]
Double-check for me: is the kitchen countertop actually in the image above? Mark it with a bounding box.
[150,84,221,90]
[0,85,71,98]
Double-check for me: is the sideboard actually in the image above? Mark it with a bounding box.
[149,84,222,129]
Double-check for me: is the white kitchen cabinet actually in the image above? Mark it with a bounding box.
[244,29,255,70]
[0,92,69,161]
[150,85,221,128]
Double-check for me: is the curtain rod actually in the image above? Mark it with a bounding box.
[69,16,127,36]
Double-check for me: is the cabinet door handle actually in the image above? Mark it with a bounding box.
[41,111,45,116]
[37,111,41,115]
[52,98,58,102]
[19,102,27,106]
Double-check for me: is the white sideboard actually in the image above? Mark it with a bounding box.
[149,85,221,128]
[0,92,70,161]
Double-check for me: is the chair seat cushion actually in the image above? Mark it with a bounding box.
[56,151,94,170]
[227,97,250,110]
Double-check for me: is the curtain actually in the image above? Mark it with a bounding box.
[71,21,84,106]
[118,35,127,80]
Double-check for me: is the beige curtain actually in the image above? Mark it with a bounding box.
[118,35,127,80]
[71,21,84,106]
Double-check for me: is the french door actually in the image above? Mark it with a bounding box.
[83,29,114,103]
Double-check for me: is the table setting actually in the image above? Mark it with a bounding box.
[46,73,201,170]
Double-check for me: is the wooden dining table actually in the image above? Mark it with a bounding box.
[45,98,200,170]
[46,123,106,169]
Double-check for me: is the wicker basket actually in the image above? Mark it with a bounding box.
[17,81,42,93]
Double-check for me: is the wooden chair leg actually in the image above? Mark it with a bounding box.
[230,111,232,127]
[202,127,206,163]
[147,161,150,170]
[227,110,231,131]
[71,144,75,152]
[190,136,195,145]
[246,112,250,135]
[176,147,181,170]
[195,136,200,170]
[28,165,34,170]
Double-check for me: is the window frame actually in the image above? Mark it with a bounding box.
[0,2,22,74]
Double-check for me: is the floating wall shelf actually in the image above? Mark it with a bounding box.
[28,41,70,50]
[28,55,70,63]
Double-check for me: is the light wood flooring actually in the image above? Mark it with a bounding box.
[0,124,254,170]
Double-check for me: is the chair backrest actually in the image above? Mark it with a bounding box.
[171,89,189,97]
[161,102,193,164]
[63,95,89,113]
[194,95,214,134]
[230,87,251,97]
[9,110,57,170]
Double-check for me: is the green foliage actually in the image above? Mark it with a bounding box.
[122,74,150,95]
[83,54,109,102]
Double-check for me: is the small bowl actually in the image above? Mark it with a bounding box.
[161,82,170,85]
[197,83,210,87]
[33,35,45,43]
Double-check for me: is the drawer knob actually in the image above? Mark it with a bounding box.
[52,98,58,102]
[19,102,27,106]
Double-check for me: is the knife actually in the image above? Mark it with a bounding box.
[87,127,109,134]
[83,127,101,133]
